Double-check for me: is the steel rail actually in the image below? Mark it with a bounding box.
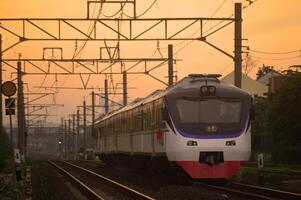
[197,182,301,200]
[197,182,274,200]
[48,161,104,200]
[58,160,156,200]
[231,182,301,200]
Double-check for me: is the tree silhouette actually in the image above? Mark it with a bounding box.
[256,64,275,80]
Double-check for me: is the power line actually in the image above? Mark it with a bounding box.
[249,48,301,55]
[136,0,158,18]
[173,0,259,56]
[174,0,231,55]
[203,0,229,28]
[219,62,234,74]
[101,1,128,18]
[122,0,158,18]
[251,54,301,61]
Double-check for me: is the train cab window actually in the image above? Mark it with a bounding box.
[176,99,242,124]
[177,100,198,123]
[172,98,244,135]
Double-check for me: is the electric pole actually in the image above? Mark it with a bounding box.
[104,79,109,114]
[91,91,95,148]
[123,71,127,106]
[67,118,71,160]
[76,109,80,158]
[60,117,63,158]
[83,99,87,148]
[0,34,2,131]
[64,120,67,159]
[234,3,242,88]
[72,114,75,160]
[17,58,26,159]
[168,44,174,86]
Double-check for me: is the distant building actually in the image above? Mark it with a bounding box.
[257,70,285,93]
[257,70,282,85]
[221,71,268,96]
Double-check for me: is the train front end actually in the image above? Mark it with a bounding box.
[165,74,253,179]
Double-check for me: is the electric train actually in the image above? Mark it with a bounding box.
[94,74,253,179]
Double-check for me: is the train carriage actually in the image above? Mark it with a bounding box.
[94,74,253,179]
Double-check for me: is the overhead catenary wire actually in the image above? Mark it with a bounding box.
[219,62,234,74]
[101,0,128,18]
[248,48,301,55]
[250,54,301,61]
[203,0,229,28]
[173,0,259,56]
[136,0,158,18]
[122,0,158,18]
[174,0,233,56]
[73,3,102,59]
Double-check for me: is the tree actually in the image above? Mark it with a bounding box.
[252,71,301,164]
[256,64,274,80]
[243,54,258,76]
[251,96,269,155]
[267,72,301,163]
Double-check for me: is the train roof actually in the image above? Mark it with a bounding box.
[95,88,167,123]
[95,74,250,123]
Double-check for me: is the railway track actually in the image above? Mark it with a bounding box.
[197,181,301,200]
[48,160,155,200]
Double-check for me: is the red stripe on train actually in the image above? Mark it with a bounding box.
[176,161,244,179]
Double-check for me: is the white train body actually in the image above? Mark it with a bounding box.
[95,74,253,179]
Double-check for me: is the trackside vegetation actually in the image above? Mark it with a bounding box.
[0,127,12,172]
[252,69,301,164]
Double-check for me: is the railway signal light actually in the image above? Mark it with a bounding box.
[1,81,17,97]
[5,98,15,115]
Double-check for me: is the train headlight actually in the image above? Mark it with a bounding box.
[208,86,216,94]
[200,86,208,94]
[200,86,216,96]
[187,140,198,146]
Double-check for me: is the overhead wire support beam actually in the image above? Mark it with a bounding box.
[3,58,175,76]
[0,17,234,46]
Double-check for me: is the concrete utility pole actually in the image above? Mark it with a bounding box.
[60,118,63,158]
[234,3,242,88]
[76,109,80,156]
[104,79,109,114]
[72,114,75,160]
[168,44,174,86]
[0,34,2,131]
[67,119,71,160]
[123,71,127,106]
[17,59,26,158]
[83,99,87,148]
[64,120,67,159]
[91,91,95,148]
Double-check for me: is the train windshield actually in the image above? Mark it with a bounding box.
[176,98,242,124]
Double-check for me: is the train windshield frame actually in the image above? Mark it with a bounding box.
[169,96,246,135]
[176,97,242,124]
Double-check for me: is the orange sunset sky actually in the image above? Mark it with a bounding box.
[0,0,301,125]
